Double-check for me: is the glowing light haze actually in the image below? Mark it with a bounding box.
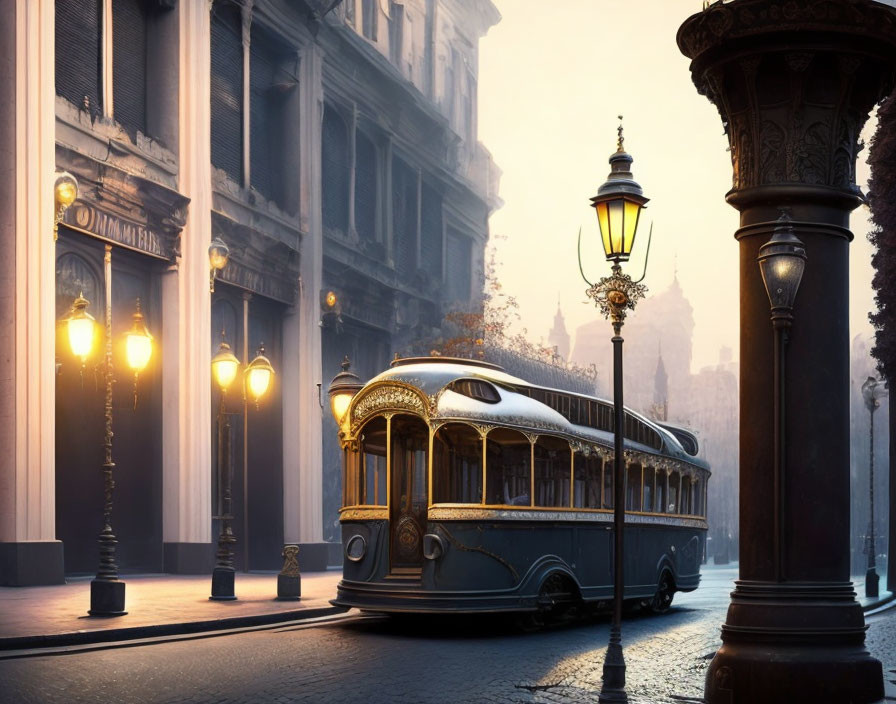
[479,0,880,373]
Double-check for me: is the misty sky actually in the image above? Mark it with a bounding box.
[478,0,881,373]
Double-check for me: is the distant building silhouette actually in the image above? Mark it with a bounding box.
[547,299,571,362]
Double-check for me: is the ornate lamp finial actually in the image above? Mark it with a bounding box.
[617,115,625,152]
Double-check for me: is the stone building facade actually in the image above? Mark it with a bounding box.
[0,0,499,584]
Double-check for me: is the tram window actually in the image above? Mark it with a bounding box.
[602,462,613,509]
[573,452,601,509]
[682,476,692,515]
[433,423,482,504]
[668,472,681,514]
[485,428,531,506]
[359,416,387,506]
[655,471,667,513]
[626,464,642,511]
[642,466,655,512]
[534,436,571,508]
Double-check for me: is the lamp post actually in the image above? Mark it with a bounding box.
[861,376,887,598]
[581,119,649,704]
[210,335,274,599]
[327,356,363,429]
[61,257,154,616]
[757,212,807,584]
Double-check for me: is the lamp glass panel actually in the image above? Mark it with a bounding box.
[331,391,353,424]
[213,358,239,390]
[596,202,612,258]
[623,200,642,256]
[125,333,153,372]
[759,254,805,309]
[608,200,625,257]
[68,317,96,360]
[247,366,272,400]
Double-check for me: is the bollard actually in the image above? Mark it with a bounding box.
[277,544,301,600]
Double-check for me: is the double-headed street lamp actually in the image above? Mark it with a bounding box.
[757,212,807,584]
[580,119,650,704]
[61,280,154,616]
[861,375,888,598]
[210,335,275,600]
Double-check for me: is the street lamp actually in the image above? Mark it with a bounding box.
[581,118,650,704]
[757,212,807,583]
[208,237,230,293]
[210,333,275,599]
[861,375,888,598]
[54,171,78,242]
[327,356,363,430]
[61,248,153,615]
[124,298,153,409]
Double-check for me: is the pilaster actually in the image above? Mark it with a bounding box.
[0,0,63,586]
[162,0,213,555]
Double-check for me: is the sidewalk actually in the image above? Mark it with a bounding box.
[0,569,345,651]
[0,565,892,653]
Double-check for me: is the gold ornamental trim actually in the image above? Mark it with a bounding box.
[349,381,433,435]
[340,506,389,521]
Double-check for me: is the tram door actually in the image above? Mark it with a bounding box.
[389,415,429,573]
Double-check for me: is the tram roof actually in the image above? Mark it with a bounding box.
[365,358,709,470]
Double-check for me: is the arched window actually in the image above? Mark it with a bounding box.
[357,416,387,506]
[573,452,601,509]
[534,436,571,508]
[433,423,482,504]
[485,428,531,506]
[668,471,681,514]
[322,106,349,235]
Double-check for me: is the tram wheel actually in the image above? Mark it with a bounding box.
[648,570,675,614]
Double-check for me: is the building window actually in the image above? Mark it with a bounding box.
[210,3,243,184]
[433,423,482,504]
[112,0,148,139]
[391,156,418,277]
[250,27,293,210]
[420,183,442,280]
[355,131,379,247]
[56,0,102,118]
[322,106,350,235]
[444,229,472,303]
[362,0,378,40]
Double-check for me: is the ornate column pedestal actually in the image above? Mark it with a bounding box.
[678,2,896,702]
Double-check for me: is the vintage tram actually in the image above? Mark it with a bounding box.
[329,356,709,617]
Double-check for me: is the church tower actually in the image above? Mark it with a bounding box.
[547,298,571,362]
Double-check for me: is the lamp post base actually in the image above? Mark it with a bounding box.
[598,625,628,703]
[210,566,237,600]
[88,578,126,616]
[865,568,880,598]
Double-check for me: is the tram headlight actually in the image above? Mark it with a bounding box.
[327,356,363,425]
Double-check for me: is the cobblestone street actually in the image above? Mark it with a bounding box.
[1,566,894,703]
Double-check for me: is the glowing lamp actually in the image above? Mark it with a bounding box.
[327,356,363,425]
[66,292,97,364]
[757,213,807,314]
[208,237,230,292]
[124,299,153,373]
[212,337,240,391]
[589,117,649,262]
[246,344,275,405]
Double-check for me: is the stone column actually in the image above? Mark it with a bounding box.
[0,0,63,586]
[678,3,896,702]
[290,41,327,570]
[162,0,214,573]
